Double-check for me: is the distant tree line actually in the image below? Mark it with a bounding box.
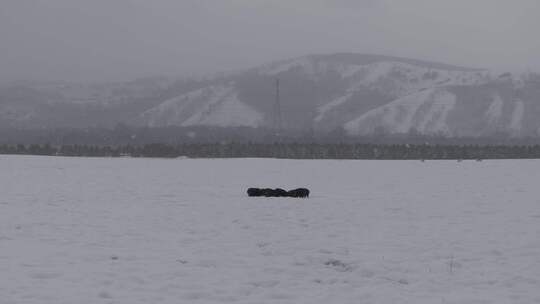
[3,143,540,159]
[4,125,540,147]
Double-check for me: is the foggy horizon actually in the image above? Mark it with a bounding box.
[2,0,540,83]
[3,3,540,304]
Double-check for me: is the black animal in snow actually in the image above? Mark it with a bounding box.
[274,188,289,197]
[247,188,263,197]
[287,188,310,198]
[247,187,310,198]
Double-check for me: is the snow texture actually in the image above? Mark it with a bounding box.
[181,90,263,128]
[344,89,436,135]
[1,156,540,303]
[141,85,263,128]
[315,93,353,122]
[416,90,456,134]
[486,94,504,124]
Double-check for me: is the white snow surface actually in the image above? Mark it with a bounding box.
[344,89,458,136]
[486,94,504,124]
[315,93,353,122]
[2,156,540,303]
[181,90,263,128]
[142,85,263,128]
[415,90,456,135]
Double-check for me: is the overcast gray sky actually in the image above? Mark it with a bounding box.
[1,0,539,82]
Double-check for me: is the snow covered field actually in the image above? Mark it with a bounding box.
[1,156,540,304]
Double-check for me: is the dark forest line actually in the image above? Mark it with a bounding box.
[3,142,540,160]
[4,125,540,146]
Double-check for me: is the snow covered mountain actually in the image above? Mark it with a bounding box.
[138,53,540,137]
[141,84,263,128]
[2,53,540,137]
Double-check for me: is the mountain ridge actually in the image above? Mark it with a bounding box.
[1,53,540,138]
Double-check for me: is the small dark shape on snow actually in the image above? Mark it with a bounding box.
[262,188,275,197]
[324,259,353,272]
[247,188,263,197]
[274,188,289,197]
[288,188,310,198]
[247,188,310,198]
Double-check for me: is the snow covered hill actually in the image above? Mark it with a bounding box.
[344,88,457,136]
[2,53,540,137]
[139,54,540,137]
[141,84,263,128]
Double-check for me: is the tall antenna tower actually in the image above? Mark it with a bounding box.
[274,78,282,135]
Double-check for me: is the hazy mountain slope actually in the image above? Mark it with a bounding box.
[138,54,491,132]
[140,84,263,128]
[344,88,456,136]
[2,53,540,138]
[141,53,534,136]
[0,78,192,128]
